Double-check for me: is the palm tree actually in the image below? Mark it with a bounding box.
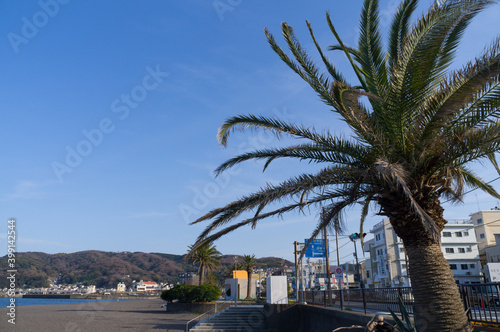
[243,254,256,299]
[223,261,244,280]
[186,243,221,285]
[191,0,500,330]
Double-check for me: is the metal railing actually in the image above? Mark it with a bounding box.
[458,283,500,325]
[302,283,500,326]
[185,300,232,332]
[302,287,413,314]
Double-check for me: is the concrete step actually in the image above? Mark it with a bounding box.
[189,306,267,332]
[189,327,269,332]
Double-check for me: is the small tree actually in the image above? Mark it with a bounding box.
[186,243,221,285]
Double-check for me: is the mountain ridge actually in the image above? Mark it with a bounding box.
[0,250,293,289]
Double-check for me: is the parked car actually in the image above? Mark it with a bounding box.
[466,284,500,308]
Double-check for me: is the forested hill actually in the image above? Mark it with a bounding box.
[0,251,292,289]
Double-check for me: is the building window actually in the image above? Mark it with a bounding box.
[464,231,469,236]
[458,248,465,253]
[480,233,485,239]
[467,247,472,252]
[470,264,475,269]
[400,247,405,253]
[366,270,370,278]
[461,264,469,270]
[445,248,454,253]
[443,232,452,237]
[450,264,457,270]
[477,218,483,224]
[375,234,381,241]
[402,263,407,269]
[455,232,463,237]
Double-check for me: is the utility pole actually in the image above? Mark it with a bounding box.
[323,227,331,307]
[294,241,299,302]
[335,228,343,310]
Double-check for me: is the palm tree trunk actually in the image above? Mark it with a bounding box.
[405,242,471,331]
[246,272,252,299]
[199,264,205,285]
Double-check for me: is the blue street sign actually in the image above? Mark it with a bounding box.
[304,238,328,258]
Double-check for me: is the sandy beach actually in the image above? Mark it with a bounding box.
[0,299,196,332]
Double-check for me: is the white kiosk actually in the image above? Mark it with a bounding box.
[266,276,288,304]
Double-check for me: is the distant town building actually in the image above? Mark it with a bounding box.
[116,282,126,293]
[232,270,247,279]
[294,259,336,290]
[132,280,159,293]
[179,273,199,285]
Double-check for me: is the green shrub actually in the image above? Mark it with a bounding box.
[161,284,221,303]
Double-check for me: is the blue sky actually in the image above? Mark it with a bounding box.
[1,0,499,265]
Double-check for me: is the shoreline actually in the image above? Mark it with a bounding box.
[0,298,196,331]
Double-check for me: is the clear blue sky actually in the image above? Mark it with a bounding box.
[1,0,499,264]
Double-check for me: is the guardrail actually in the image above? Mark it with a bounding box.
[185,300,232,332]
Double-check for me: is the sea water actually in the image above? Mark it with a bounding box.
[0,298,149,307]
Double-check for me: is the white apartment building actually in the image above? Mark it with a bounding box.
[363,219,410,288]
[470,209,500,265]
[441,222,482,283]
[364,218,481,287]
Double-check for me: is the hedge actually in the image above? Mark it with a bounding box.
[161,284,221,303]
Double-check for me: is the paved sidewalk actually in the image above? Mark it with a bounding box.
[0,299,196,332]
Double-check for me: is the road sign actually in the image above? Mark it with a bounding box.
[304,239,327,258]
[334,266,343,278]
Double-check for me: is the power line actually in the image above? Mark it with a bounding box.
[340,253,353,260]
[442,176,500,204]
[329,240,351,254]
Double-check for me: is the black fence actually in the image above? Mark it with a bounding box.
[301,283,500,325]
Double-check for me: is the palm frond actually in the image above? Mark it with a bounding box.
[326,12,367,90]
[387,0,492,150]
[416,37,500,148]
[214,141,369,175]
[388,0,418,70]
[306,21,348,84]
[358,0,389,97]
[328,45,362,64]
[218,114,335,147]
